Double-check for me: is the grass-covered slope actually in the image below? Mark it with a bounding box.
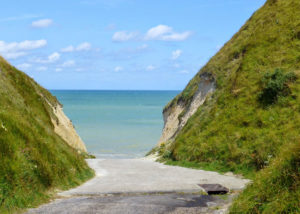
[0,57,94,213]
[230,140,299,213]
[159,0,300,212]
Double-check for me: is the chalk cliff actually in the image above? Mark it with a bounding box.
[158,73,216,145]
[50,103,87,152]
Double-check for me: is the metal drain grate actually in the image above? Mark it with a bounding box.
[198,184,229,195]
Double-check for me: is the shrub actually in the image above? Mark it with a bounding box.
[258,69,297,106]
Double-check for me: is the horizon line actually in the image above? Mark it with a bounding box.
[49,89,182,91]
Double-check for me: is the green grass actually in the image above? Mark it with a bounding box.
[159,0,300,213]
[0,57,94,213]
[230,140,300,213]
[161,160,255,179]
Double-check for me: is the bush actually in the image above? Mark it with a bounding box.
[258,69,297,106]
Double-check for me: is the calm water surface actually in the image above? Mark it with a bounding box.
[51,90,179,158]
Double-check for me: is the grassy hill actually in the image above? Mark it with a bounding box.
[0,57,94,213]
[158,0,300,212]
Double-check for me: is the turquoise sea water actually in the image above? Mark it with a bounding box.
[51,90,179,158]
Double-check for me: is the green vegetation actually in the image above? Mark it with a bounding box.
[258,68,297,106]
[162,160,255,179]
[0,57,94,213]
[160,0,300,212]
[230,141,300,213]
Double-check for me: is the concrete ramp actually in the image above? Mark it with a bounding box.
[59,159,249,196]
[27,159,250,214]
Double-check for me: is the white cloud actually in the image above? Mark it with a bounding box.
[4,52,27,59]
[162,32,191,41]
[146,65,155,71]
[112,31,138,42]
[114,66,123,72]
[35,52,60,63]
[0,40,47,56]
[62,60,75,67]
[145,25,191,41]
[17,63,31,70]
[61,42,91,52]
[18,40,47,50]
[31,19,53,28]
[48,52,60,62]
[179,70,189,74]
[171,49,182,60]
[110,25,191,43]
[37,66,47,71]
[76,42,91,51]
[145,25,172,40]
[0,39,47,59]
[55,68,62,72]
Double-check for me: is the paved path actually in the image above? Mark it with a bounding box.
[27,159,249,214]
[61,159,248,196]
[26,193,234,214]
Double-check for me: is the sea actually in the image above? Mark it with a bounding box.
[51,90,179,158]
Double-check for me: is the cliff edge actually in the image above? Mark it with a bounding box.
[159,72,216,145]
[50,103,87,152]
[0,56,93,213]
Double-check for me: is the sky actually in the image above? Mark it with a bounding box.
[0,0,266,90]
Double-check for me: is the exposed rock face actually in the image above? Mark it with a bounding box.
[158,73,216,145]
[158,103,184,145]
[51,104,87,152]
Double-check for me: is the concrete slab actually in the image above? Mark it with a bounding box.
[59,159,249,196]
[26,193,232,214]
[26,159,250,214]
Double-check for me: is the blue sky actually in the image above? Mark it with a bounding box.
[0,0,266,90]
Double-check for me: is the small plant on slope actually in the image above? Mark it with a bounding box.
[258,69,297,106]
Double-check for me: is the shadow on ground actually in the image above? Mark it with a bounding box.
[27,193,232,214]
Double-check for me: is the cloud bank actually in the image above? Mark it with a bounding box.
[0,39,47,59]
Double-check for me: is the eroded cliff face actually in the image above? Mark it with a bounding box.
[0,55,94,212]
[42,96,88,153]
[51,104,87,152]
[158,73,216,145]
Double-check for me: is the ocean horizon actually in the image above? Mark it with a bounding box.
[51,90,180,158]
